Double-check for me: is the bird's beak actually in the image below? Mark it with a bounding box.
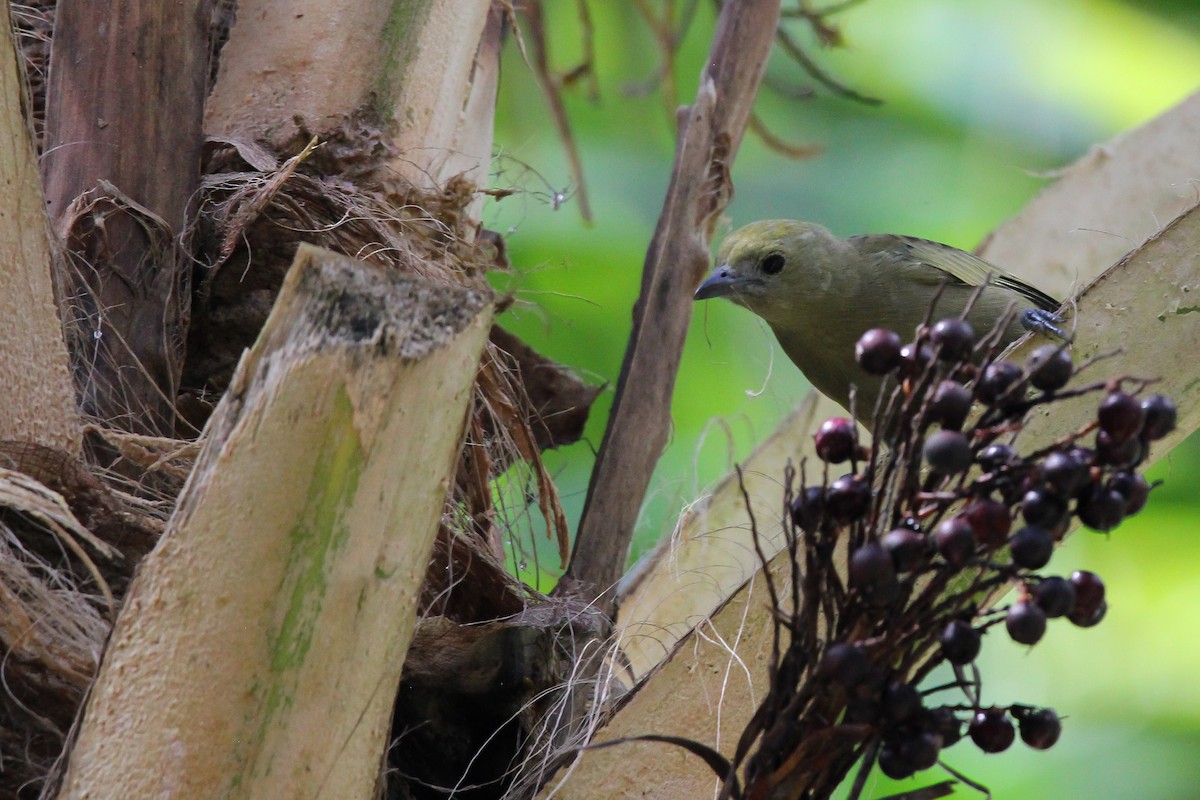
[695,265,740,300]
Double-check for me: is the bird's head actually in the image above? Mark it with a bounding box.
[695,220,854,324]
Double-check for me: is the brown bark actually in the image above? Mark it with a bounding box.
[42,0,210,437]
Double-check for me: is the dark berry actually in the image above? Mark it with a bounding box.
[850,543,897,600]
[1065,448,1098,494]
[1009,526,1054,570]
[969,707,1015,753]
[925,706,962,747]
[1006,600,1048,645]
[818,643,870,685]
[929,380,973,430]
[1041,450,1088,496]
[856,328,904,375]
[815,417,857,464]
[898,342,934,377]
[1021,488,1067,529]
[877,746,914,780]
[1095,429,1144,467]
[931,318,976,362]
[966,497,1012,548]
[854,672,886,702]
[1026,345,1073,392]
[1033,576,1076,618]
[883,527,928,572]
[1069,599,1107,628]
[935,517,976,567]
[1069,571,1106,620]
[1017,708,1062,750]
[1077,484,1125,532]
[790,486,829,533]
[976,361,1025,407]
[978,442,1018,472]
[925,430,973,473]
[940,619,981,665]
[849,544,892,583]
[827,474,871,523]
[1098,390,1145,443]
[1140,394,1177,441]
[1068,446,1096,467]
[883,681,922,724]
[1108,471,1151,515]
[898,731,942,771]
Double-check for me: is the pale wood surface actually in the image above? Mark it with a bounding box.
[205,0,496,192]
[979,91,1200,299]
[616,392,836,682]
[0,4,78,452]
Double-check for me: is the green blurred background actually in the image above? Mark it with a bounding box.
[486,1,1200,797]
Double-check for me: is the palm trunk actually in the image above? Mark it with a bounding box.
[56,247,492,799]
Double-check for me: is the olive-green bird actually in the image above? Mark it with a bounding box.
[694,220,1062,424]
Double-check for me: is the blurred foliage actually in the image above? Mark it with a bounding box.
[486,1,1200,797]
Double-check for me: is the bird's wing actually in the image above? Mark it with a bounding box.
[850,234,1060,312]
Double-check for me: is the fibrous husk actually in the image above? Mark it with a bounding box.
[183,134,588,567]
[9,0,54,150]
[0,441,162,799]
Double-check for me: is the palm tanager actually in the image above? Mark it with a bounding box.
[694,220,1062,423]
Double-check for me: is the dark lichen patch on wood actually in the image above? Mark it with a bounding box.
[293,245,493,360]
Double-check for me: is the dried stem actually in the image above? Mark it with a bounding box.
[561,0,784,614]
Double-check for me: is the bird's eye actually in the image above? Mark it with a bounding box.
[761,252,786,275]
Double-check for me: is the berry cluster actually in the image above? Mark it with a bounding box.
[732,311,1175,799]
